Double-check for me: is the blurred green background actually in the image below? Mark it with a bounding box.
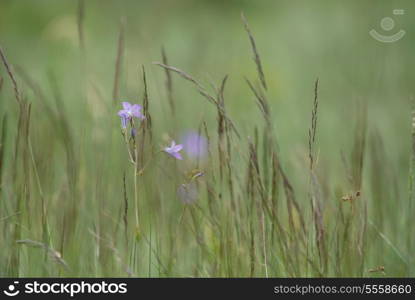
[1,0,412,162]
[0,0,414,276]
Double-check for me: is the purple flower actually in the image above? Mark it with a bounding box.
[164,140,183,160]
[118,102,144,128]
[131,128,137,138]
[182,131,207,159]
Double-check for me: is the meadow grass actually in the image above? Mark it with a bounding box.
[0,1,413,277]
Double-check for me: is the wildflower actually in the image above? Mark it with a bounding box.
[164,140,183,160]
[131,128,137,138]
[182,131,207,158]
[118,101,144,124]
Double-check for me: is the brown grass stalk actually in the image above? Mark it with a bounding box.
[112,18,125,104]
[153,62,240,139]
[241,12,267,91]
[161,47,175,115]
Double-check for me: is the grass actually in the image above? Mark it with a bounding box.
[0,0,414,277]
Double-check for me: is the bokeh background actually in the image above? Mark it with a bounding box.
[1,0,413,166]
[0,0,414,277]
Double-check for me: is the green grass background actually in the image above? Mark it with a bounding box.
[0,0,414,277]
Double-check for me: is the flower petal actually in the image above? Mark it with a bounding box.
[118,110,128,117]
[122,102,132,110]
[164,147,172,154]
[120,116,127,129]
[131,104,144,119]
[173,144,183,152]
[172,152,183,160]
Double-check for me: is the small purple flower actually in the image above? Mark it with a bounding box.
[118,102,144,127]
[131,128,137,138]
[182,131,207,159]
[164,140,183,160]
